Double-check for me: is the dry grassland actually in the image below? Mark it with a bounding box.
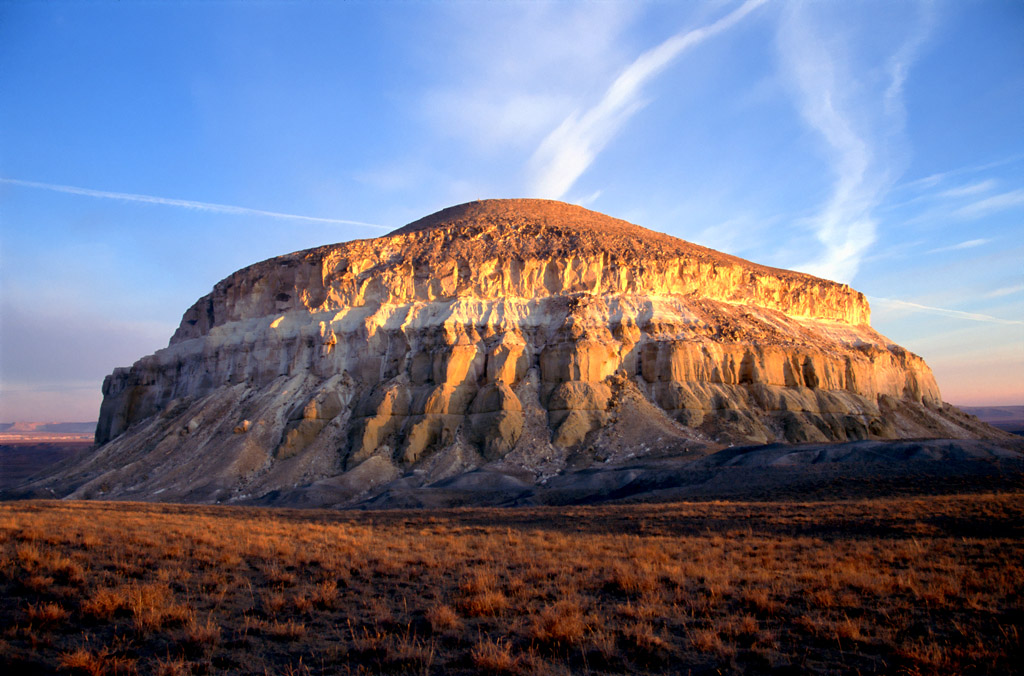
[1,494,1022,675]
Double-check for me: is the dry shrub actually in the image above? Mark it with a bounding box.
[261,563,296,587]
[614,597,660,620]
[471,637,520,674]
[129,583,190,632]
[896,639,954,673]
[26,601,70,625]
[585,627,618,661]
[732,614,759,639]
[25,574,56,593]
[216,550,242,568]
[58,648,107,676]
[606,561,657,595]
[383,633,436,672]
[809,588,836,609]
[364,597,394,625]
[267,619,306,641]
[741,588,781,616]
[836,616,863,641]
[456,570,507,617]
[691,627,726,654]
[183,617,221,652]
[458,590,508,617]
[792,613,827,638]
[82,587,129,619]
[530,600,586,644]
[425,603,461,632]
[46,555,87,586]
[835,589,860,607]
[310,580,337,609]
[263,591,288,615]
[16,543,43,570]
[83,581,187,628]
[624,619,672,656]
[460,570,499,595]
[58,647,136,675]
[919,585,951,608]
[291,591,313,614]
[351,625,388,658]
[754,628,780,651]
[153,656,190,676]
[505,575,527,599]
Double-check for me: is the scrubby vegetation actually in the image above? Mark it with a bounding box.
[1,494,1022,674]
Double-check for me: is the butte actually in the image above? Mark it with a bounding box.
[38,200,1015,504]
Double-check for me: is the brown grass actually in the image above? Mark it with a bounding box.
[57,646,137,675]
[266,619,306,641]
[25,601,70,625]
[425,603,461,632]
[471,637,521,673]
[182,616,220,652]
[530,599,587,644]
[458,589,509,617]
[1,492,1022,674]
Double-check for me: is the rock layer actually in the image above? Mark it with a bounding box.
[71,199,1001,504]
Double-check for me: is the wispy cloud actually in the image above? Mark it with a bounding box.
[926,238,991,254]
[952,188,1024,220]
[0,178,389,230]
[984,283,1024,300]
[893,153,1024,193]
[880,182,992,216]
[778,3,932,283]
[939,179,997,198]
[870,296,1024,326]
[527,0,769,200]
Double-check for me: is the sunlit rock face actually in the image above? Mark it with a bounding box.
[83,199,985,504]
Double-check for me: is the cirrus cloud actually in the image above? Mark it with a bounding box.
[527,0,770,201]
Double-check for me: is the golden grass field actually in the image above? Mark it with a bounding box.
[1,494,1022,675]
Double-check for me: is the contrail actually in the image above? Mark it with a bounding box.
[870,296,1024,326]
[0,177,390,230]
[925,238,989,255]
[528,0,769,200]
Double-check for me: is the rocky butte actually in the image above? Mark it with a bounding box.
[33,199,1015,505]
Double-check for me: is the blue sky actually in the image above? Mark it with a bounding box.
[1,0,1021,422]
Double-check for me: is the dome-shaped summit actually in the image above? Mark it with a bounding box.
[386,198,715,264]
[391,198,665,239]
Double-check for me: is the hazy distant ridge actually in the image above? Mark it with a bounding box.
[960,406,1024,435]
[0,422,95,434]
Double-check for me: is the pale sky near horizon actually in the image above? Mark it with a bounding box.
[1,0,1022,422]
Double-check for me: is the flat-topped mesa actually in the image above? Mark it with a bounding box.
[83,198,999,507]
[170,199,868,344]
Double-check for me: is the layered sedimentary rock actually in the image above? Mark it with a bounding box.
[69,199,998,504]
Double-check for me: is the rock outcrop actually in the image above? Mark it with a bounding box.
[40,199,1011,505]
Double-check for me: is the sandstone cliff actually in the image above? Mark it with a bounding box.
[51,200,1007,505]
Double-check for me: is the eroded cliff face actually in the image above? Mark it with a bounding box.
[78,199,987,505]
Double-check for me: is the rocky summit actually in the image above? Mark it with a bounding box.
[30,199,1015,506]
